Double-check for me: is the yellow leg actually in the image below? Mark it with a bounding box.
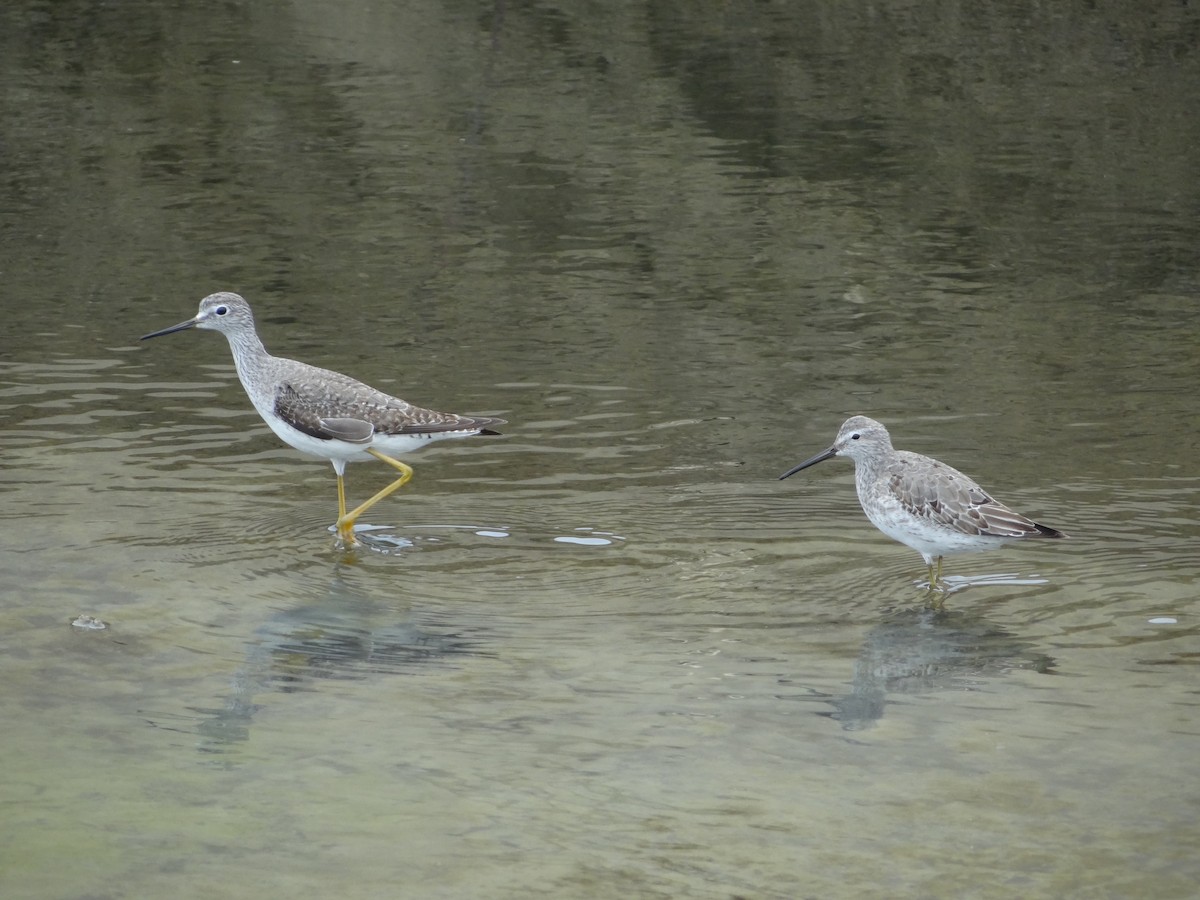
[925,557,946,591]
[923,557,948,608]
[335,448,415,545]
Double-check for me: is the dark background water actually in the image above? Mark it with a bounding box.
[2,2,1198,898]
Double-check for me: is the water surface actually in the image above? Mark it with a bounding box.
[1,2,1198,898]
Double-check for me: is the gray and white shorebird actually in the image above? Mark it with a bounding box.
[779,416,1066,590]
[141,292,505,547]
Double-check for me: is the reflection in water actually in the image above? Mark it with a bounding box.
[827,607,1055,731]
[192,570,489,752]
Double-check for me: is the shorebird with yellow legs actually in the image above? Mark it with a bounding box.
[141,292,504,547]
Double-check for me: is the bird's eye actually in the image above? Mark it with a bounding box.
[851,433,861,440]
[215,306,228,316]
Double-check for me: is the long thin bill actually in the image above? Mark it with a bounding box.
[778,447,836,480]
[140,318,198,340]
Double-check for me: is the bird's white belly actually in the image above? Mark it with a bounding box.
[253,405,472,463]
[859,491,1001,559]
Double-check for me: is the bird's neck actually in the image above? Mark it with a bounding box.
[851,453,886,487]
[223,329,272,384]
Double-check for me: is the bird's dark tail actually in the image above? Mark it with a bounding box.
[1032,523,1067,539]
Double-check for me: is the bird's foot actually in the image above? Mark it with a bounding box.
[334,517,361,548]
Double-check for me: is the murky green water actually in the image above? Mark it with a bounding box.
[2,2,1198,898]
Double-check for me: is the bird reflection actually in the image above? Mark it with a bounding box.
[825,606,1055,730]
[192,570,489,751]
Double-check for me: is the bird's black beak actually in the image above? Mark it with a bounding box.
[779,446,837,480]
[140,317,198,341]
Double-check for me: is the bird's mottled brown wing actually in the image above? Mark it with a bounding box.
[889,457,1053,539]
[274,376,505,442]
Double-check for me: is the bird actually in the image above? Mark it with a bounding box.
[779,416,1066,591]
[140,291,505,547]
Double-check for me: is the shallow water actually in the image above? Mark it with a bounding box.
[2,2,1199,898]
